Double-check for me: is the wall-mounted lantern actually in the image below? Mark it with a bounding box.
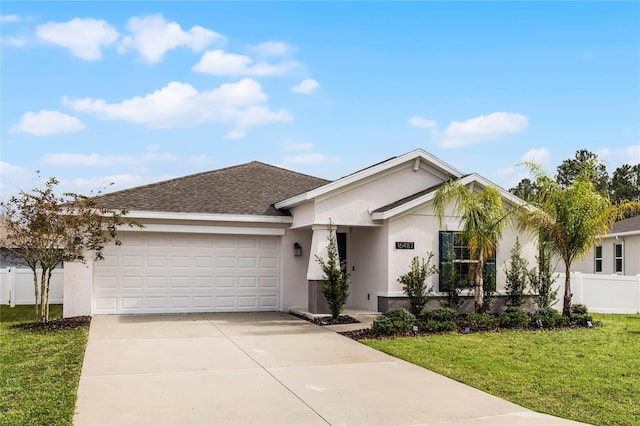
[293,242,302,257]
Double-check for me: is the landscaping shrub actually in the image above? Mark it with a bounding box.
[399,254,436,316]
[372,309,416,336]
[422,307,458,323]
[571,304,589,315]
[418,319,457,333]
[463,313,499,331]
[371,316,396,335]
[503,238,528,308]
[316,221,350,319]
[533,308,568,328]
[498,308,529,329]
[527,241,558,310]
[571,313,593,327]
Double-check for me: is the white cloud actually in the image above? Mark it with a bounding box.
[291,78,320,95]
[41,150,176,167]
[439,112,528,148]
[187,154,210,166]
[224,130,246,140]
[60,174,148,191]
[282,153,339,164]
[1,14,22,24]
[598,144,640,166]
[248,41,295,57]
[0,161,26,177]
[408,116,436,129]
[10,110,86,136]
[36,18,119,61]
[63,78,292,137]
[193,49,299,76]
[521,147,550,165]
[284,139,313,151]
[119,14,223,63]
[1,36,26,47]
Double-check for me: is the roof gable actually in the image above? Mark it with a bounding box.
[96,162,330,216]
[371,174,527,220]
[274,149,463,209]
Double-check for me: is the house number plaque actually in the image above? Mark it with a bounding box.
[395,242,415,249]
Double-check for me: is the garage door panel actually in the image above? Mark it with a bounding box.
[216,257,235,268]
[93,233,281,314]
[122,276,143,289]
[238,257,257,268]
[215,276,235,288]
[238,276,257,288]
[169,276,190,288]
[122,297,143,310]
[259,295,278,309]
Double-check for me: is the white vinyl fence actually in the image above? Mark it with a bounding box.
[552,272,640,314]
[0,268,64,306]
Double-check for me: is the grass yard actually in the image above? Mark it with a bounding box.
[363,314,640,426]
[0,305,89,426]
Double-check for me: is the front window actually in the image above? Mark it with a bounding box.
[438,231,496,292]
[594,245,602,273]
[614,243,623,274]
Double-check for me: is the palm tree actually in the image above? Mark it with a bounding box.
[433,180,515,313]
[519,163,640,317]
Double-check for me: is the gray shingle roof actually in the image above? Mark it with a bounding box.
[96,162,330,216]
[611,215,640,234]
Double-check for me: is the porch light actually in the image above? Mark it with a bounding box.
[293,242,302,257]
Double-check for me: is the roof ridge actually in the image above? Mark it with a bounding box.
[99,161,329,198]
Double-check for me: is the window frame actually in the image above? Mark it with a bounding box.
[594,245,603,273]
[614,242,624,274]
[438,231,496,293]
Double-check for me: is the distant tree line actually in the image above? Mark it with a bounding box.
[510,149,640,208]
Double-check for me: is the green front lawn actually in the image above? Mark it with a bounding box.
[363,314,640,426]
[0,305,89,426]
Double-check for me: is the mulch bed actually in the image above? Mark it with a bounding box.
[289,312,360,326]
[339,329,374,340]
[11,316,91,332]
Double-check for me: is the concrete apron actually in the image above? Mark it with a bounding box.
[75,312,586,426]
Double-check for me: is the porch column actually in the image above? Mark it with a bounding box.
[306,224,334,313]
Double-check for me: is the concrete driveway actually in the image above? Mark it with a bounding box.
[75,312,584,425]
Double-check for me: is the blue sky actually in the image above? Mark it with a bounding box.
[1,1,638,199]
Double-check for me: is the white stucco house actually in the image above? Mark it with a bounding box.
[570,215,640,276]
[63,149,535,317]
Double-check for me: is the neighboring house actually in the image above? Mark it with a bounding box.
[63,149,535,317]
[571,215,640,276]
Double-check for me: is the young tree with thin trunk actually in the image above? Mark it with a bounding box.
[315,221,350,319]
[519,162,640,317]
[0,177,141,322]
[433,182,516,313]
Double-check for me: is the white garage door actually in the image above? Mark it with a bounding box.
[93,233,281,314]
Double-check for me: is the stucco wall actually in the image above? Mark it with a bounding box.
[289,202,315,228]
[572,234,640,276]
[387,203,537,295]
[314,165,444,226]
[63,260,93,317]
[281,228,313,311]
[350,224,388,311]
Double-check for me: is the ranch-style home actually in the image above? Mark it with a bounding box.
[63,149,535,317]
